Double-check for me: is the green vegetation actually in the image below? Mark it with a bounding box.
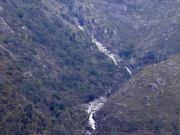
[0,35,6,43]
[1,0,180,135]
[96,54,180,135]
[15,8,24,18]
[0,0,117,134]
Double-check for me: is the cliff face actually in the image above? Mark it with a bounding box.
[95,54,180,135]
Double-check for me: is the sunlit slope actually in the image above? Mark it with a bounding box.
[96,54,180,135]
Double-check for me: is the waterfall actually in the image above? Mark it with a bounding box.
[85,97,107,135]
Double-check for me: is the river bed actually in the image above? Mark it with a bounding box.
[85,96,107,135]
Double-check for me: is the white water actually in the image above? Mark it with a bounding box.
[91,37,133,75]
[85,97,107,134]
[77,23,120,66]
[92,37,119,66]
[78,25,84,32]
[125,66,132,75]
[76,24,133,135]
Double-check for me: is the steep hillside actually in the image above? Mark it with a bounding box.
[0,0,180,135]
[0,0,117,134]
[95,54,180,135]
[73,0,180,70]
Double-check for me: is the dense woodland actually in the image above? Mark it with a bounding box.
[0,0,180,135]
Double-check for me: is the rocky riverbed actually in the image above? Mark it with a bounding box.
[85,97,107,135]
